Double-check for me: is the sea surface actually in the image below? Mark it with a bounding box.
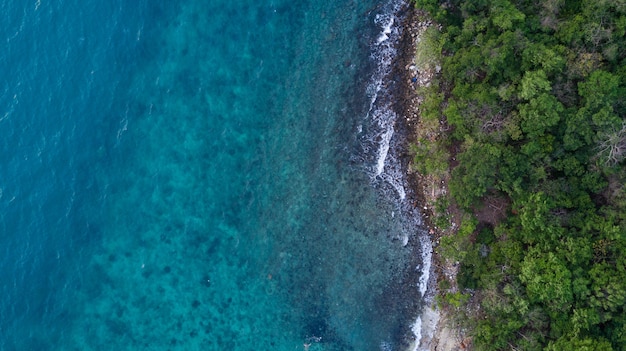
[0,0,431,350]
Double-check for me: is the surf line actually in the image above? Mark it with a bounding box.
[363,1,437,350]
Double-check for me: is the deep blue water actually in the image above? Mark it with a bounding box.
[0,1,430,350]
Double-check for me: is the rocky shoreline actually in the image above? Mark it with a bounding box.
[393,4,470,351]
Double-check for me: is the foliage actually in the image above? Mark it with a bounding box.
[415,26,444,73]
[449,139,501,209]
[413,0,626,349]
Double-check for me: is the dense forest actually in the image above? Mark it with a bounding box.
[411,0,626,349]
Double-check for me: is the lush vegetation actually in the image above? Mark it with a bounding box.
[412,0,626,349]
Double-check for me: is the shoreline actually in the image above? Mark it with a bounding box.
[392,4,469,351]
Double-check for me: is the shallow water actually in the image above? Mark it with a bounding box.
[0,1,429,350]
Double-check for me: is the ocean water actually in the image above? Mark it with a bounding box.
[0,0,430,350]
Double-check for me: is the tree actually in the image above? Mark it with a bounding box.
[545,335,614,351]
[449,140,501,209]
[518,93,563,139]
[489,0,525,31]
[576,70,624,165]
[539,0,564,31]
[578,70,620,117]
[559,236,593,268]
[588,263,626,320]
[515,192,562,246]
[518,70,551,100]
[595,121,626,166]
[520,248,573,312]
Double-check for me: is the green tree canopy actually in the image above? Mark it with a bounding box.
[520,249,573,313]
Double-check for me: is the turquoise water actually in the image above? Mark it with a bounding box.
[0,0,429,350]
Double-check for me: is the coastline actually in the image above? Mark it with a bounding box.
[393,5,469,351]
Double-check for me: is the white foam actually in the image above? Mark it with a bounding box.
[418,237,433,297]
[365,76,384,121]
[401,233,409,247]
[375,124,393,176]
[376,15,394,43]
[363,0,403,186]
[408,306,440,351]
[380,171,406,200]
[409,219,436,351]
[409,317,422,351]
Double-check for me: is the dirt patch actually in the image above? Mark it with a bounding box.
[474,194,509,228]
